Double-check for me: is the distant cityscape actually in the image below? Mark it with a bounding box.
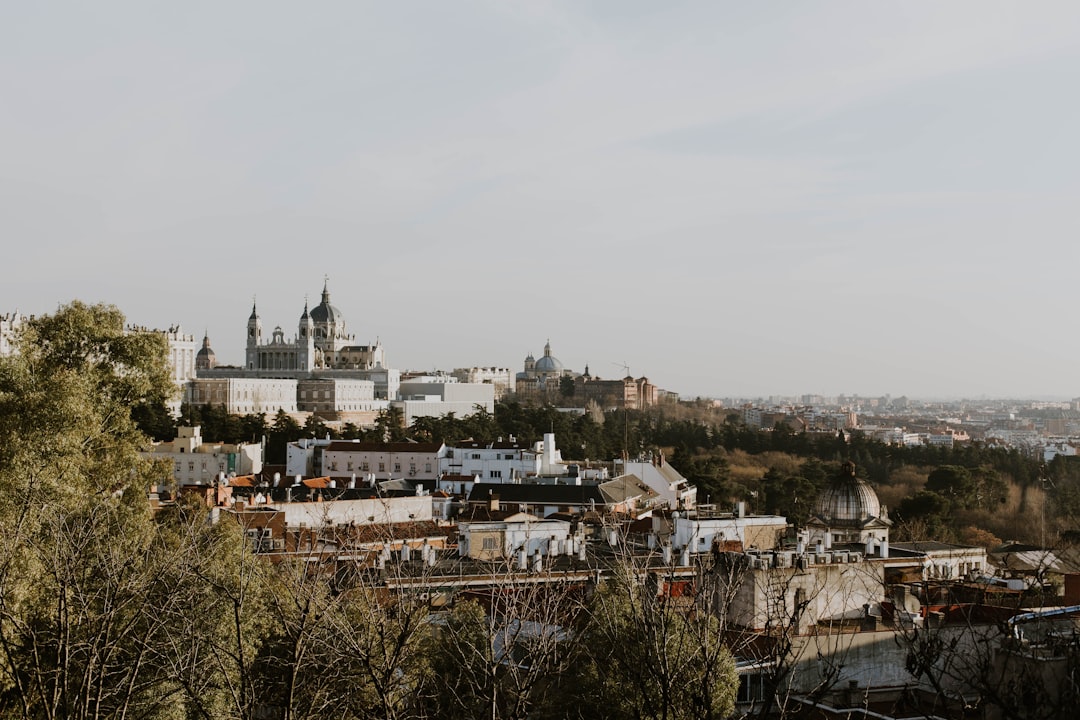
[7,297,1080,717]
[6,284,1079,464]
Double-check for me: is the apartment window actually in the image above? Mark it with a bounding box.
[188,462,194,472]
[174,462,181,473]
[361,462,369,471]
[330,462,337,471]
[425,463,432,473]
[378,462,385,472]
[394,463,401,472]
[347,462,354,471]
[482,537,497,551]
[490,470,502,479]
[409,464,416,474]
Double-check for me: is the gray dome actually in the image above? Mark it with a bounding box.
[310,281,343,324]
[534,355,563,374]
[534,340,563,374]
[195,334,216,370]
[814,462,880,525]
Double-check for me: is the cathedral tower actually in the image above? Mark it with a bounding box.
[245,301,262,370]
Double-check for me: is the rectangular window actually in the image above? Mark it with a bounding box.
[361,462,369,471]
[482,537,497,550]
[425,463,432,473]
[347,462,354,471]
[378,462,385,472]
[490,470,502,479]
[394,463,401,472]
[472,453,481,460]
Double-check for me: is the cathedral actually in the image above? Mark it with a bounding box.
[243,280,385,372]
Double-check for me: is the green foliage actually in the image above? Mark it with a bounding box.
[0,302,183,719]
[572,570,738,720]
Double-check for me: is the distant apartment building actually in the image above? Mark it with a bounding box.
[393,380,495,427]
[452,366,515,399]
[144,426,262,491]
[444,438,540,483]
[321,441,448,483]
[442,432,564,480]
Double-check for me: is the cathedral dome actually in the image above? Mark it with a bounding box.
[195,333,216,370]
[814,461,881,525]
[534,355,563,374]
[310,280,343,324]
[533,340,563,375]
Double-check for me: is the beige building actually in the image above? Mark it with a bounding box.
[145,426,262,491]
[452,366,515,399]
[321,441,448,482]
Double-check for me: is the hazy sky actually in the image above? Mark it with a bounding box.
[4,2,1080,400]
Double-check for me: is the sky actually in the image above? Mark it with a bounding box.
[4,2,1080,400]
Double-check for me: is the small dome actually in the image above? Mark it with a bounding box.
[534,354,563,374]
[534,339,563,374]
[814,462,881,525]
[195,334,216,370]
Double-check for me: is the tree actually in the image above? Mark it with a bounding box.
[0,302,178,720]
[267,410,302,463]
[568,544,738,720]
[425,558,584,720]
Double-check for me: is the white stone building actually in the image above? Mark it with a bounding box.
[393,380,495,427]
[321,441,448,483]
[296,378,378,413]
[185,377,299,414]
[241,493,432,529]
[144,426,262,491]
[452,366,515,399]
